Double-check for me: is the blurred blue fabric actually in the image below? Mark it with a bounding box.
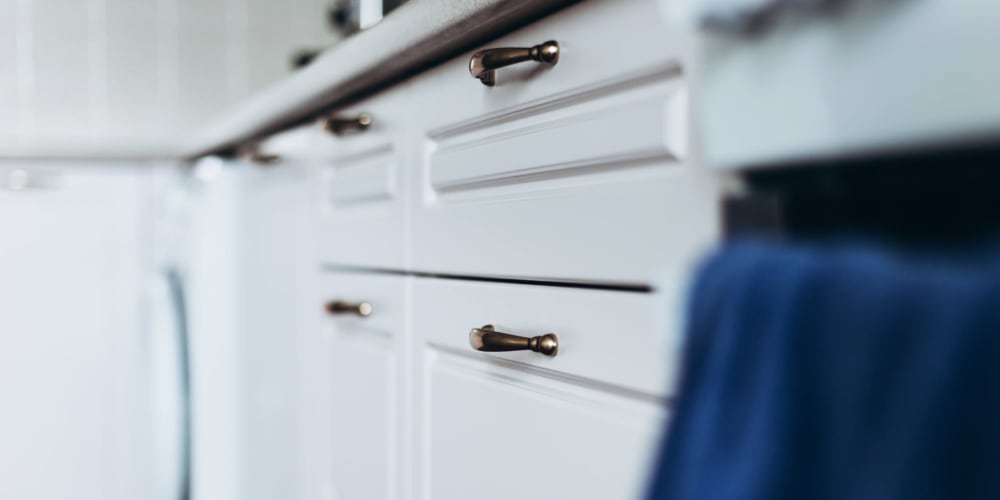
[647,240,1000,500]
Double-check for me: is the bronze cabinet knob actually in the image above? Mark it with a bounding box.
[468,40,559,87]
[469,325,558,357]
[325,300,373,317]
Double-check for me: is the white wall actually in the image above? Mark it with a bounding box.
[0,0,338,156]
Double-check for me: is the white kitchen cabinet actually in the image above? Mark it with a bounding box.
[290,2,714,500]
[405,0,717,285]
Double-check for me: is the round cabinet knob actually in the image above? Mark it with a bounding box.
[469,325,558,357]
[325,300,373,317]
[469,40,559,87]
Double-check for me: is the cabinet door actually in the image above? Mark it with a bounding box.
[320,273,405,500]
[412,278,671,500]
[0,165,151,500]
[426,353,664,500]
[314,87,413,270]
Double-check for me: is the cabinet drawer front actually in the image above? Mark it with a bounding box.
[426,352,664,500]
[315,89,411,269]
[413,78,718,285]
[412,0,682,132]
[326,146,395,207]
[414,277,683,398]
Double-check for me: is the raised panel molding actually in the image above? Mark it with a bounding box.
[428,73,687,196]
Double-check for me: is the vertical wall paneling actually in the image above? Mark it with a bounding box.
[157,0,180,142]
[88,0,110,136]
[0,0,337,154]
[177,0,230,132]
[225,0,249,104]
[0,163,154,500]
[107,0,162,141]
[31,0,90,139]
[13,0,34,139]
[0,0,17,138]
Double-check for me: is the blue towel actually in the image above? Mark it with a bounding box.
[647,240,1000,500]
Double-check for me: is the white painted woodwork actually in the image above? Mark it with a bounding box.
[0,163,153,500]
[697,0,1000,168]
[184,159,250,500]
[239,161,313,500]
[424,352,665,500]
[297,3,708,500]
[412,0,687,131]
[402,0,719,285]
[412,277,675,500]
[314,87,415,270]
[318,272,408,500]
[413,278,680,398]
[412,77,718,285]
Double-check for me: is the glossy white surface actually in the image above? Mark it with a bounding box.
[0,163,155,500]
[698,0,1000,168]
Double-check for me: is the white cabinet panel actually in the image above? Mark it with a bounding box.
[0,163,152,500]
[315,88,413,270]
[425,352,664,500]
[412,277,676,500]
[239,161,313,500]
[413,278,681,398]
[412,78,718,285]
[318,273,406,500]
[412,0,684,132]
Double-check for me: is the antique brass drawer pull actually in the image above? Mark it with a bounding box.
[325,300,373,317]
[322,113,373,136]
[468,40,559,87]
[469,325,558,357]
